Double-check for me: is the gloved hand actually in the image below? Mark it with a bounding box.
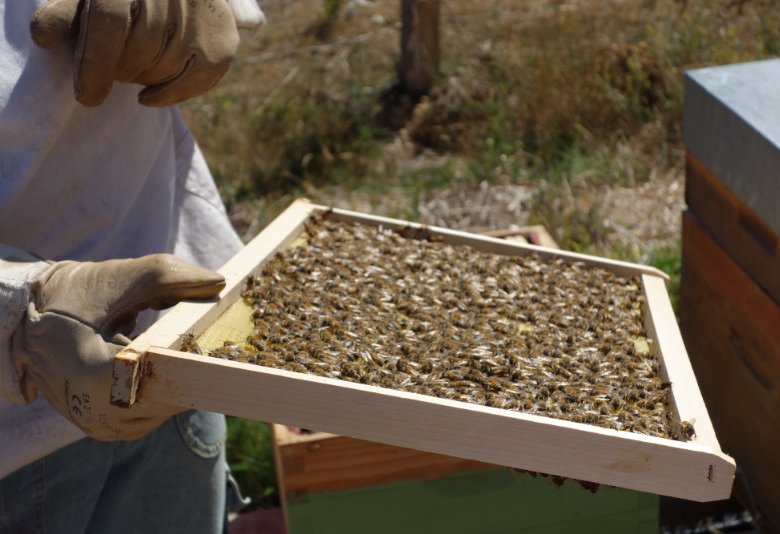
[11,254,225,441]
[29,0,264,107]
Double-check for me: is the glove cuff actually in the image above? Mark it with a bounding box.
[0,249,50,404]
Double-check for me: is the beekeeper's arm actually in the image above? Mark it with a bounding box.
[30,0,265,107]
[0,247,225,440]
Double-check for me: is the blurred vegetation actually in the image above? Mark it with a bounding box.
[226,418,277,507]
[648,239,683,316]
[184,0,780,247]
[182,0,780,509]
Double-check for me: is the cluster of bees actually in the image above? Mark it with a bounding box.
[187,215,685,441]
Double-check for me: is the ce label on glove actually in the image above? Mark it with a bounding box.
[64,380,92,421]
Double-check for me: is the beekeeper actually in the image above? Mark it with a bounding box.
[0,0,264,530]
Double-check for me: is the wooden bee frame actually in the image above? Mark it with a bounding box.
[111,199,735,502]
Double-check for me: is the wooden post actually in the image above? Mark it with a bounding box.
[400,0,440,94]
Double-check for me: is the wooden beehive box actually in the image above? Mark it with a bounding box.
[271,425,659,534]
[279,461,660,534]
[271,424,490,498]
[684,59,780,530]
[111,199,734,502]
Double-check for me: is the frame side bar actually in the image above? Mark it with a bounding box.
[642,274,722,451]
[110,199,317,406]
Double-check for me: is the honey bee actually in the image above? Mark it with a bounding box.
[211,343,250,361]
[537,474,564,488]
[674,419,696,441]
[179,334,202,355]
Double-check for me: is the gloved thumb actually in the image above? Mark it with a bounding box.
[36,254,225,338]
[29,0,80,49]
[107,254,227,336]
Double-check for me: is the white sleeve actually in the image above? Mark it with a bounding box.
[228,0,267,42]
[0,246,49,404]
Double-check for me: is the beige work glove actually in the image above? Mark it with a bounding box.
[11,254,225,441]
[29,0,249,107]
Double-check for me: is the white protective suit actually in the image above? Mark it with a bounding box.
[0,0,261,479]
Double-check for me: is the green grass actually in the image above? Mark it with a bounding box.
[226,418,278,508]
[648,239,683,317]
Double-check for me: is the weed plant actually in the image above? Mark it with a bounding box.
[226,418,277,508]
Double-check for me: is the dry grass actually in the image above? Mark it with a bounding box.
[182,0,780,253]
